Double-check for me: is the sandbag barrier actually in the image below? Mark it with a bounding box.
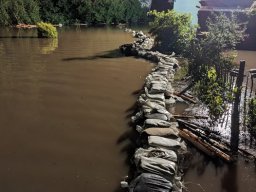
[120,30,188,192]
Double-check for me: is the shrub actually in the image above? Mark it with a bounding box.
[148,10,196,54]
[189,13,245,118]
[37,22,57,38]
[187,13,245,81]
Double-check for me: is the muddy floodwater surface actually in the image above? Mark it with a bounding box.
[0,26,256,192]
[0,27,152,192]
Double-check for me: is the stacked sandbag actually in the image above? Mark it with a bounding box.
[120,30,188,192]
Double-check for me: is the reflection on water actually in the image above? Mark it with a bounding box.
[0,27,152,192]
[40,38,58,54]
[184,147,256,192]
[0,42,4,56]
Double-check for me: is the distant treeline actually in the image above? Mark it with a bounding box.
[0,0,149,26]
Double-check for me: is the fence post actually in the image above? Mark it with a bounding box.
[230,60,245,157]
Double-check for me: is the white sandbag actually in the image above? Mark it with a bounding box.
[148,136,181,150]
[134,147,178,164]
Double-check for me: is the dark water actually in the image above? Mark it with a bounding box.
[0,27,152,192]
[184,148,256,192]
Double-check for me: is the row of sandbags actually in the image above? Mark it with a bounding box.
[120,30,187,192]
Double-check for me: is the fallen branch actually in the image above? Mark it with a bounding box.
[174,92,197,104]
[179,129,232,162]
[178,120,256,160]
[177,81,195,96]
[174,114,209,119]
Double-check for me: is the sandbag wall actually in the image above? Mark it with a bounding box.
[120,31,187,192]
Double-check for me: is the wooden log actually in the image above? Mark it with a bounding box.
[181,129,230,161]
[173,92,197,104]
[179,129,232,162]
[177,81,195,96]
[249,69,256,73]
[173,114,209,119]
[16,24,37,28]
[179,130,214,157]
[177,119,208,131]
[179,124,230,153]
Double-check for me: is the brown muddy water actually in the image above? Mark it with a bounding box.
[236,50,256,71]
[0,27,152,192]
[1,26,256,192]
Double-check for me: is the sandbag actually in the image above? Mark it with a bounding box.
[144,119,172,128]
[144,87,165,101]
[148,136,181,150]
[129,173,172,192]
[145,113,168,121]
[143,127,179,138]
[138,156,176,178]
[134,147,178,163]
[138,96,166,107]
[149,83,167,94]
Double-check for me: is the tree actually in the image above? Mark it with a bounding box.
[187,13,246,81]
[1,0,148,25]
[0,0,40,25]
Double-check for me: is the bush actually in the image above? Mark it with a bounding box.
[37,22,58,38]
[187,13,245,81]
[189,13,245,118]
[148,10,196,54]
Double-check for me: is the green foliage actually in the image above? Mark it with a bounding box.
[0,0,148,25]
[194,67,230,119]
[148,10,197,54]
[187,13,245,81]
[148,12,244,118]
[248,98,256,136]
[0,0,40,25]
[188,13,245,118]
[37,22,58,38]
[39,0,147,25]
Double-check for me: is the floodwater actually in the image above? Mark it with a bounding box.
[0,26,256,192]
[0,27,152,192]
[236,50,256,71]
[184,147,256,192]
